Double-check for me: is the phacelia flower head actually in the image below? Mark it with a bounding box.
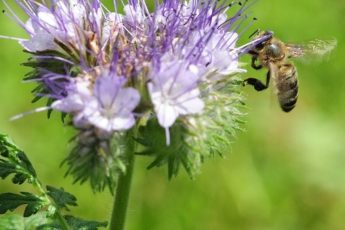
[2,0,271,192]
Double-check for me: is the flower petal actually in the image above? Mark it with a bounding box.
[156,102,179,128]
[20,32,56,52]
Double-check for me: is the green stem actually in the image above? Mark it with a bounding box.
[110,129,137,230]
[55,211,70,230]
[32,180,71,230]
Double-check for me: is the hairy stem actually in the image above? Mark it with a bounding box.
[110,129,137,230]
[32,180,70,230]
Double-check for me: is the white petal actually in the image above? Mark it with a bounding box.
[94,75,140,116]
[102,13,123,43]
[124,4,144,23]
[110,116,136,130]
[88,114,112,132]
[70,0,86,22]
[94,75,122,107]
[176,93,204,115]
[37,7,58,28]
[148,61,205,128]
[24,19,35,34]
[113,88,140,114]
[87,113,135,131]
[156,103,179,128]
[73,113,90,128]
[19,32,56,52]
[65,23,77,38]
[51,95,84,112]
[224,32,238,48]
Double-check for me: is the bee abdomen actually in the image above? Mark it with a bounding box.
[275,64,298,112]
[279,88,298,112]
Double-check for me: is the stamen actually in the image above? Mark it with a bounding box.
[1,0,26,29]
[10,106,51,121]
[165,127,171,146]
[0,34,26,41]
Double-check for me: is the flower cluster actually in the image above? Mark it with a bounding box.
[2,0,269,191]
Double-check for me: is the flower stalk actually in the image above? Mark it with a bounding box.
[110,128,138,230]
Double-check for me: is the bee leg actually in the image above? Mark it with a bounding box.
[251,56,262,70]
[243,71,271,91]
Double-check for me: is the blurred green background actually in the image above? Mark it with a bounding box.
[0,0,345,229]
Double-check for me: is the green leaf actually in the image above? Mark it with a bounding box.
[38,216,107,230]
[0,135,37,184]
[0,160,16,180]
[0,134,19,150]
[0,212,51,230]
[24,212,51,229]
[0,213,24,230]
[65,216,107,230]
[0,192,46,217]
[137,119,190,179]
[12,172,29,185]
[16,151,37,177]
[46,186,77,211]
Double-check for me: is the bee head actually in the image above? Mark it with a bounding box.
[263,30,274,37]
[252,30,274,51]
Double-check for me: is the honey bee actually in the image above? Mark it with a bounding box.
[243,31,336,112]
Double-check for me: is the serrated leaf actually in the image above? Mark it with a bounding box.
[25,212,51,229]
[65,215,107,230]
[137,119,190,178]
[0,213,25,230]
[0,161,16,179]
[0,135,37,184]
[0,192,45,217]
[16,151,37,177]
[36,223,60,230]
[12,173,28,185]
[0,134,19,150]
[38,216,107,230]
[0,212,51,230]
[46,186,77,211]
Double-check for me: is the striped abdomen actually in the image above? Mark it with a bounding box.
[275,63,298,112]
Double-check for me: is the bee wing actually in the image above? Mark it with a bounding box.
[286,38,337,59]
[269,66,278,107]
[268,63,280,108]
[268,63,279,91]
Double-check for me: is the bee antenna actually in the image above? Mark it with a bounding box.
[249,28,260,39]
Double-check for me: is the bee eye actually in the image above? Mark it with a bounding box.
[255,42,265,50]
[267,43,282,58]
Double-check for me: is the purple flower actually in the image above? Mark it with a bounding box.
[19,0,89,51]
[1,0,277,189]
[148,60,204,144]
[87,72,140,132]
[2,0,270,141]
[52,70,140,132]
